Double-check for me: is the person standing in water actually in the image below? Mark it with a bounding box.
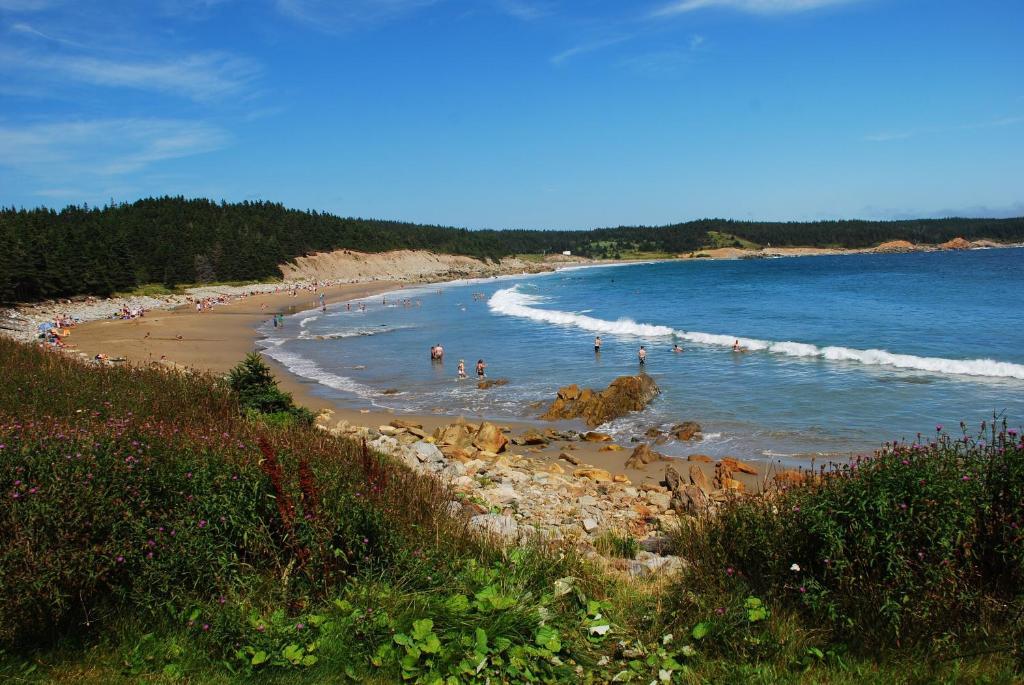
[594,336,602,353]
[457,360,466,379]
[476,359,487,378]
[319,292,326,311]
[638,345,647,365]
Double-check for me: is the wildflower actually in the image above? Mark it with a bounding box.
[219,596,226,605]
[715,607,725,615]
[202,624,210,632]
[725,567,734,576]
[198,520,207,528]
[257,625,265,632]
[790,563,801,572]
[900,503,908,510]
[186,472,193,479]
[146,552,153,559]
[116,555,124,563]
[295,623,305,631]
[799,586,806,593]
[962,475,970,481]
[901,459,909,465]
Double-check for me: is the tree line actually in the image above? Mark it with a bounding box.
[1,196,1022,302]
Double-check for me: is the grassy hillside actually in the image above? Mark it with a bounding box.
[1,338,1022,682]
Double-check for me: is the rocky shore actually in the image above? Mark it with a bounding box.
[323,414,782,578]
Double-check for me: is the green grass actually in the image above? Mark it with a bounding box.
[1,336,1021,683]
[704,230,762,250]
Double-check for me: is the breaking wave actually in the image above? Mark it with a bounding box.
[488,286,1024,380]
[260,345,380,402]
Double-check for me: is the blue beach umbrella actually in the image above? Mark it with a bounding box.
[37,322,55,332]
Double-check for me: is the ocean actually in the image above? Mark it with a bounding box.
[260,248,1024,466]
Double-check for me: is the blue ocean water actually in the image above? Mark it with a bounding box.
[261,248,1024,465]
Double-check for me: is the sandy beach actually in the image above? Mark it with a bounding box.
[58,275,769,492]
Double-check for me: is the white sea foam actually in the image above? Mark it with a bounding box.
[297,324,416,341]
[488,286,1024,381]
[299,316,317,328]
[261,345,380,402]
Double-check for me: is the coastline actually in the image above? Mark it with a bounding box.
[54,262,757,496]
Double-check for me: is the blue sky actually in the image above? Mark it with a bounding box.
[0,0,1021,229]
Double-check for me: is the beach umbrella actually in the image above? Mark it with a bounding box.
[37,322,55,332]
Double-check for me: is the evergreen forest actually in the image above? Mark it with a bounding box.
[2,196,1022,302]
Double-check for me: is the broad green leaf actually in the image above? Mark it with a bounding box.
[300,655,317,667]
[445,594,470,613]
[691,622,710,640]
[535,626,561,653]
[420,634,441,654]
[475,627,489,654]
[250,651,268,666]
[412,619,435,641]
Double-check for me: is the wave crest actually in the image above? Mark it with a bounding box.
[488,286,1024,380]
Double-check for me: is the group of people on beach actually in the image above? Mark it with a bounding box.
[431,343,486,380]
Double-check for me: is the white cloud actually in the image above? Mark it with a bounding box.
[0,118,229,177]
[551,35,632,65]
[652,0,857,17]
[864,116,1024,143]
[273,0,441,31]
[0,48,259,102]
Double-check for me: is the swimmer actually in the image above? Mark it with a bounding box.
[638,345,647,365]
[594,336,602,353]
[672,344,683,353]
[476,359,486,378]
[457,360,466,379]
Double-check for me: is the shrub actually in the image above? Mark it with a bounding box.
[228,353,314,425]
[670,420,1024,649]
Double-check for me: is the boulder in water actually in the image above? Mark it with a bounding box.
[672,421,702,441]
[541,374,660,428]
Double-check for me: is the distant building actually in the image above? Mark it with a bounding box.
[562,250,572,256]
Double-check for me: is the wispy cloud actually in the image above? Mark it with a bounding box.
[273,0,441,32]
[864,116,1024,142]
[551,35,632,65]
[652,0,857,17]
[9,21,88,47]
[494,0,550,20]
[0,118,229,177]
[0,48,260,102]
